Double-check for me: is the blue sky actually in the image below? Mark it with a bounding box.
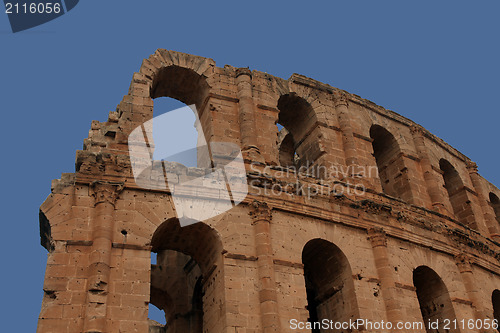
[1,1,499,330]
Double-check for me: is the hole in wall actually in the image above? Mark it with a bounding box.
[152,97,200,168]
[276,121,299,168]
[148,302,167,326]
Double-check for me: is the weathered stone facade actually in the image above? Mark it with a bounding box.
[37,50,500,332]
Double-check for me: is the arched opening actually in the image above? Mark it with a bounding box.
[148,218,223,333]
[276,125,298,168]
[129,67,213,191]
[413,266,458,333]
[151,66,212,169]
[489,193,500,226]
[151,65,210,108]
[439,159,474,228]
[492,289,500,332]
[152,97,200,167]
[302,239,359,332]
[277,94,320,174]
[370,125,410,201]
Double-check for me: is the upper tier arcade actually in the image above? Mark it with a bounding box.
[73,49,500,243]
[38,50,500,333]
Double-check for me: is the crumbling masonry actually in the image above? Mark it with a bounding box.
[37,50,500,333]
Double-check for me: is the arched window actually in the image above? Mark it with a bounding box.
[151,66,211,169]
[413,266,458,333]
[439,159,474,228]
[152,97,200,167]
[489,193,500,225]
[129,65,214,191]
[276,94,319,173]
[151,65,210,107]
[370,125,411,201]
[149,218,222,333]
[302,239,359,332]
[492,289,500,332]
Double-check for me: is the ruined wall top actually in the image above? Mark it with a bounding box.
[47,50,500,249]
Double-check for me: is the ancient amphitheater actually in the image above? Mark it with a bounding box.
[37,50,500,333]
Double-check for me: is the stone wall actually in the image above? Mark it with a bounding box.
[37,50,500,333]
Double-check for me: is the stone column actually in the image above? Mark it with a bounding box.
[410,125,447,213]
[83,181,123,333]
[368,228,406,332]
[334,92,359,175]
[467,161,500,241]
[235,68,262,162]
[455,253,493,332]
[249,200,281,333]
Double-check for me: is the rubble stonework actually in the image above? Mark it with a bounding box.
[38,50,500,333]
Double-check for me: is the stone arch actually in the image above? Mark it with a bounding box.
[413,266,459,333]
[489,193,500,226]
[126,53,217,186]
[302,238,360,332]
[277,93,321,171]
[439,159,475,228]
[370,124,412,201]
[150,65,210,109]
[149,61,212,144]
[119,50,216,139]
[492,289,500,332]
[149,218,224,333]
[136,50,215,101]
[151,217,222,278]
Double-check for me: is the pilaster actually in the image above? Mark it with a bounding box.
[249,200,281,333]
[83,181,123,333]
